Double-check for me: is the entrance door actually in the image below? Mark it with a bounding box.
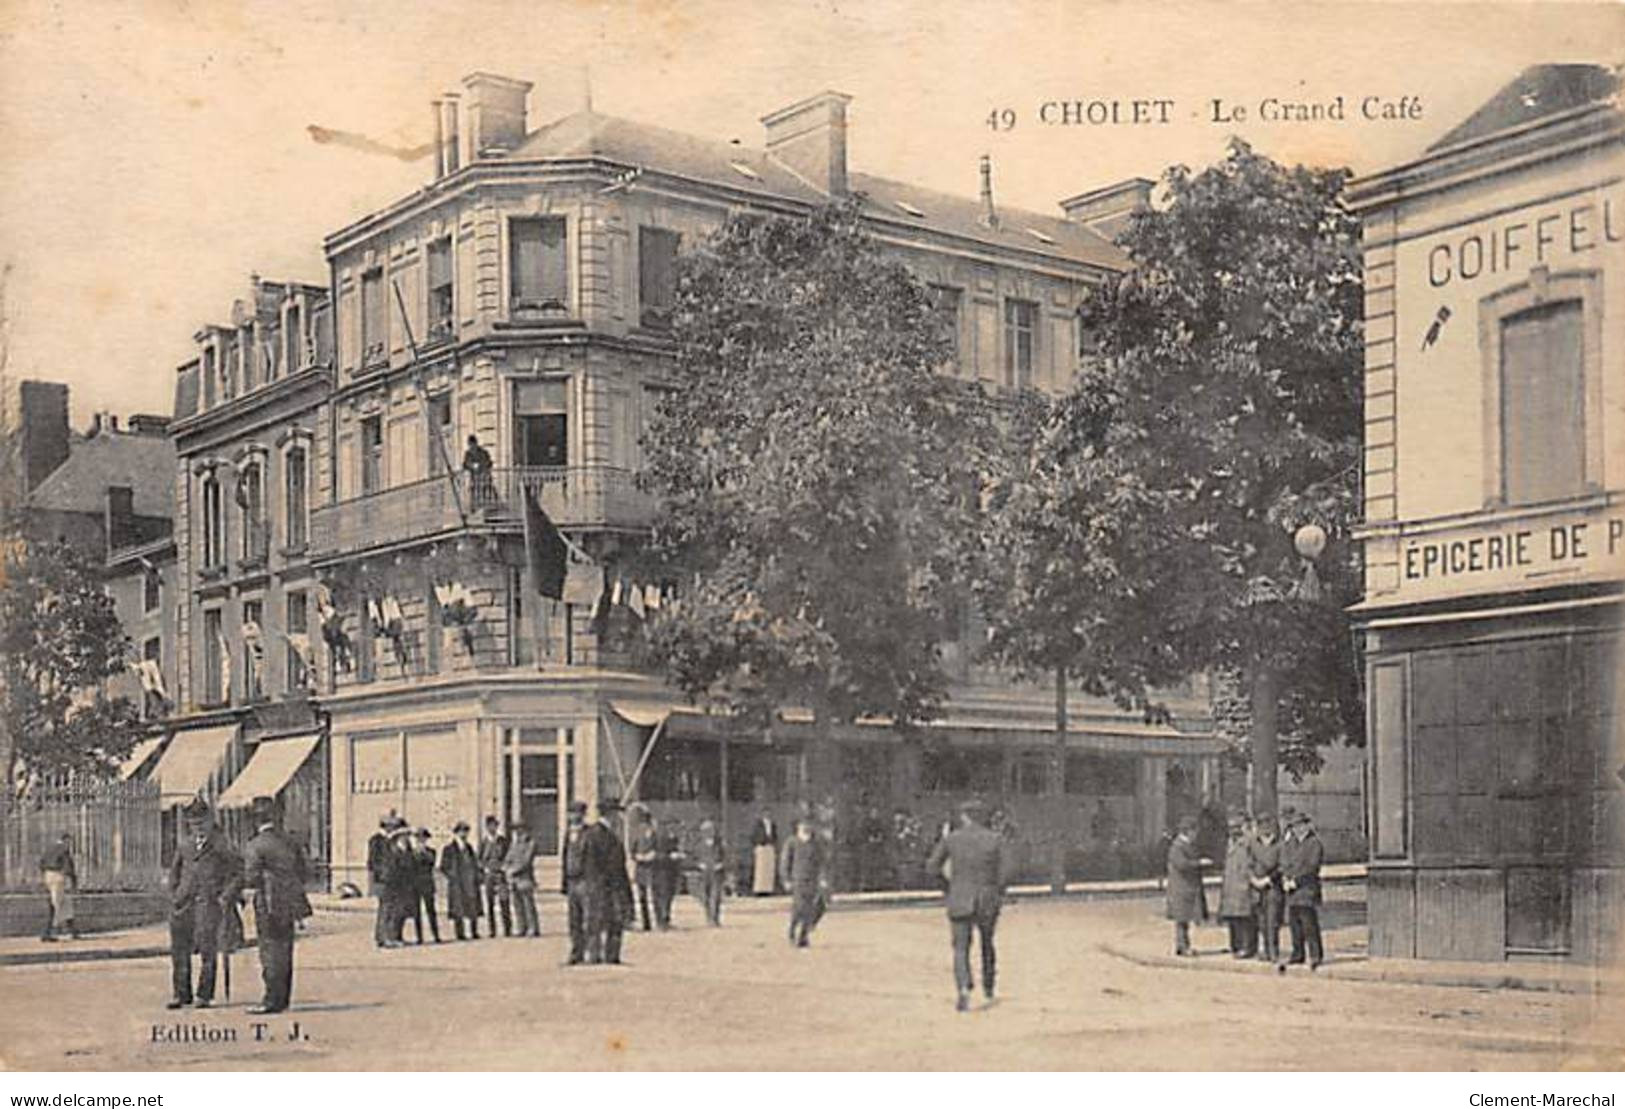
[503,728,575,855]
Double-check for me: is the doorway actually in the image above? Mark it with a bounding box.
[502,727,575,855]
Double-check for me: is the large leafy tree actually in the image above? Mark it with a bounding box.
[1074,139,1365,815]
[1,532,145,795]
[640,199,994,792]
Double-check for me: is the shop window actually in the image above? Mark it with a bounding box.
[921,748,1002,794]
[640,740,720,802]
[510,217,568,313]
[726,748,799,803]
[1063,752,1138,796]
[1013,752,1049,796]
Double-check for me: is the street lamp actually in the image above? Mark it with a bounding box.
[1292,523,1327,603]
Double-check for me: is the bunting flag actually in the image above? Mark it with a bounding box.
[563,558,605,608]
[628,581,646,618]
[242,620,265,659]
[380,596,405,629]
[367,598,383,625]
[522,486,568,600]
[643,583,662,612]
[610,579,623,606]
[133,658,168,701]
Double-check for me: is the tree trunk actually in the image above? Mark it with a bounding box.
[1250,665,1279,817]
[1051,666,1068,894]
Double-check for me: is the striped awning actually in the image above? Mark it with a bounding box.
[151,724,237,806]
[217,734,321,810]
[117,736,165,781]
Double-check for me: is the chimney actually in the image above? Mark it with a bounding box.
[431,97,446,179]
[979,155,999,229]
[461,72,532,158]
[128,414,170,437]
[88,411,119,437]
[761,91,852,195]
[443,93,461,173]
[105,485,134,554]
[13,380,69,492]
[1059,178,1154,241]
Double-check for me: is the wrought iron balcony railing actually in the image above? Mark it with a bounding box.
[309,465,654,558]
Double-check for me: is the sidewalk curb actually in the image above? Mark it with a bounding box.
[0,935,258,969]
[1097,938,1619,996]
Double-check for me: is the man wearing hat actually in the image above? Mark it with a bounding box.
[440,821,483,940]
[562,801,594,961]
[779,815,828,948]
[381,820,418,947]
[367,812,397,948]
[242,796,313,1014]
[588,798,633,963]
[1218,813,1257,958]
[926,799,1008,1012]
[167,797,243,1009]
[38,832,78,942]
[1278,807,1325,971]
[478,815,512,938]
[409,828,443,944]
[1164,815,1206,957]
[504,819,541,937]
[1248,812,1285,963]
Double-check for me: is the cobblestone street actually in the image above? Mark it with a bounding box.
[2,892,1617,1071]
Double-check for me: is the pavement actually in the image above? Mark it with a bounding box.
[13,863,1614,997]
[2,887,1619,1070]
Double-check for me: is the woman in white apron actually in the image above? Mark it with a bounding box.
[749,809,779,895]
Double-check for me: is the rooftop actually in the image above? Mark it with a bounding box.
[27,429,174,519]
[1428,63,1620,152]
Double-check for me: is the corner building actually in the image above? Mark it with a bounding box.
[301,73,1222,889]
[1348,65,1624,961]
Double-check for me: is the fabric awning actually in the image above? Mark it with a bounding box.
[117,736,165,781]
[151,724,237,806]
[608,701,690,729]
[216,734,321,810]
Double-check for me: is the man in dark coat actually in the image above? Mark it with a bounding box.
[366,812,396,948]
[630,806,657,931]
[589,799,633,963]
[926,799,1008,1012]
[440,821,483,940]
[1248,812,1285,963]
[241,796,313,1015]
[462,434,494,507]
[648,817,682,930]
[780,816,827,948]
[1219,815,1257,958]
[410,829,443,943]
[382,825,418,946]
[1278,809,1326,971]
[478,816,512,937]
[562,801,595,963]
[1165,815,1206,956]
[167,798,243,1009]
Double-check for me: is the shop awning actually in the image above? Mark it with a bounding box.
[608,701,691,729]
[151,724,237,806]
[117,736,165,781]
[216,734,321,810]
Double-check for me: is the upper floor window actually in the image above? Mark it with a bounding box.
[142,565,161,613]
[140,635,163,718]
[235,333,251,394]
[929,285,963,367]
[361,268,386,366]
[638,227,680,329]
[202,607,226,706]
[261,324,280,384]
[1004,298,1037,389]
[510,217,568,313]
[1500,300,1584,506]
[238,459,267,564]
[310,303,334,367]
[427,238,454,339]
[200,472,226,569]
[427,394,455,476]
[242,598,265,702]
[202,345,218,408]
[284,303,304,370]
[284,444,309,550]
[286,591,309,692]
[360,415,384,494]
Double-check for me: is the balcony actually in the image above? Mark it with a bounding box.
[309,465,655,559]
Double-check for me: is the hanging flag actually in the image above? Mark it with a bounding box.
[628,580,646,618]
[380,595,405,629]
[367,598,383,625]
[433,583,457,607]
[145,659,169,702]
[521,485,568,600]
[217,621,234,700]
[242,620,265,659]
[563,559,605,608]
[643,583,661,611]
[610,579,623,606]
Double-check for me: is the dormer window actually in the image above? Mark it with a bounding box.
[284,302,304,370]
[510,217,568,314]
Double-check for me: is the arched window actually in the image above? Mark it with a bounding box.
[284,444,309,550]
[238,459,266,562]
[201,471,225,569]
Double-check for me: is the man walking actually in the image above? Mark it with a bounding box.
[440,821,483,940]
[505,820,541,937]
[649,816,682,930]
[925,799,1008,1012]
[693,818,726,926]
[478,815,512,938]
[241,796,312,1015]
[38,832,78,942]
[167,797,242,1010]
[780,816,827,948]
[589,799,633,963]
[1279,809,1325,971]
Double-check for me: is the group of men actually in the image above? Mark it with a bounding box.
[165,795,312,1015]
[366,813,542,945]
[1169,805,1326,970]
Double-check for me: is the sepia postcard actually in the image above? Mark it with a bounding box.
[0,0,1621,1086]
